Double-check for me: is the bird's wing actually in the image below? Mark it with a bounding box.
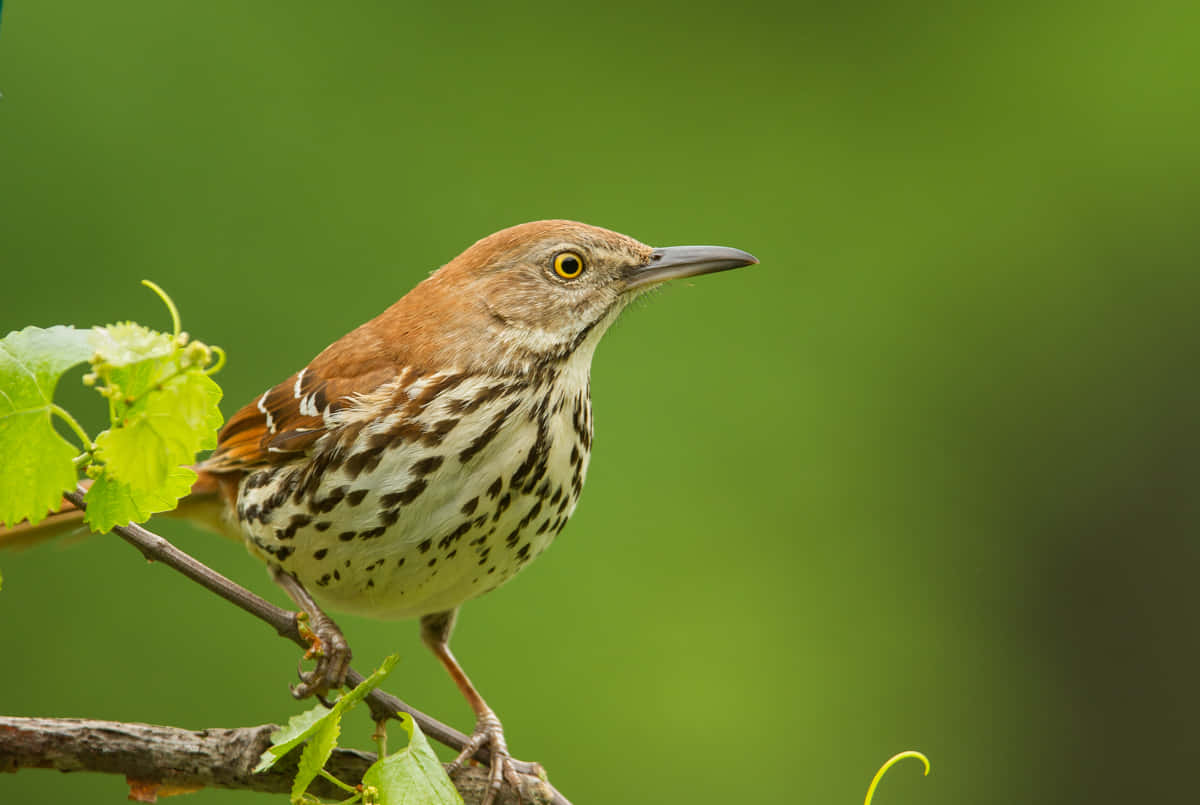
[203,349,398,473]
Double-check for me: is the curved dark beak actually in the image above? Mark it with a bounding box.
[625,245,759,291]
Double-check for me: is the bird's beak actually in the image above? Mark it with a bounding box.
[625,245,759,291]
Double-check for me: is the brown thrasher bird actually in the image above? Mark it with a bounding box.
[12,220,757,801]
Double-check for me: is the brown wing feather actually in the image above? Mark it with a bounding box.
[202,324,404,474]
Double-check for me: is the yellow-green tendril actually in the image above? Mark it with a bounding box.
[864,750,930,805]
[141,279,181,337]
[50,403,94,452]
[318,769,359,795]
[205,344,227,375]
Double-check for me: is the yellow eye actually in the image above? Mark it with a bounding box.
[553,251,585,279]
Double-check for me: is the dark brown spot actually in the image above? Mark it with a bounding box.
[427,557,437,567]
[536,518,551,535]
[453,383,506,415]
[424,418,460,446]
[439,521,472,550]
[315,521,332,532]
[418,539,432,553]
[460,399,521,463]
[345,446,385,478]
[347,489,368,506]
[493,493,511,521]
[276,546,294,561]
[518,501,543,530]
[461,496,479,516]
[313,548,328,560]
[311,486,347,514]
[317,573,331,587]
[505,529,520,548]
[381,479,427,507]
[516,543,531,561]
[397,557,406,567]
[487,476,503,499]
[359,526,386,540]
[338,531,356,542]
[412,455,445,475]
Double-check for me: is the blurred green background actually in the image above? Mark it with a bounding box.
[2,1,1198,803]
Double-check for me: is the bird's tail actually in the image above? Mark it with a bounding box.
[0,469,236,550]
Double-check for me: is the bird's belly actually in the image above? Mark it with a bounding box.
[234,378,591,619]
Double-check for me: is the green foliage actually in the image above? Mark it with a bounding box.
[0,325,94,526]
[0,282,224,531]
[257,655,461,805]
[361,713,461,805]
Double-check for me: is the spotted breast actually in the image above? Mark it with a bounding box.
[225,354,592,619]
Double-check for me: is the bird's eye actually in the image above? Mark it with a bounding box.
[553,251,585,280]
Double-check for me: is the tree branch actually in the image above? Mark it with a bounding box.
[0,716,556,804]
[60,490,571,805]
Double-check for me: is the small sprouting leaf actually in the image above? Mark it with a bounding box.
[362,713,462,805]
[89,322,176,371]
[83,465,197,532]
[84,310,223,531]
[256,654,399,775]
[254,702,335,774]
[332,653,399,714]
[0,326,94,526]
[292,711,342,801]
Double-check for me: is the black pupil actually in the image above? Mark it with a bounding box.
[561,256,580,275]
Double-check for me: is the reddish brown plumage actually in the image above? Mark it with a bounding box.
[202,220,653,477]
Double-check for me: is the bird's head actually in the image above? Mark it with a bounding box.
[403,220,756,373]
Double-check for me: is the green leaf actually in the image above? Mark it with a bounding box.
[362,713,462,805]
[83,465,197,532]
[0,326,93,526]
[89,322,176,370]
[293,712,342,801]
[88,324,223,516]
[162,371,224,450]
[256,655,399,775]
[255,702,333,774]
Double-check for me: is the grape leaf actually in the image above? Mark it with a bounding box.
[293,711,342,801]
[254,702,334,774]
[256,654,399,774]
[83,465,197,532]
[87,322,223,522]
[89,322,176,371]
[0,326,94,526]
[362,713,462,805]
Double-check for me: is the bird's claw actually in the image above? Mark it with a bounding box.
[448,709,522,805]
[289,611,351,702]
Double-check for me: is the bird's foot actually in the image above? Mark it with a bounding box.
[291,610,352,705]
[448,708,522,805]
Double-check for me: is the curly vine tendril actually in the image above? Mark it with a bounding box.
[863,750,931,805]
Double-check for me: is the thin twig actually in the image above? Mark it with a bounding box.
[63,489,571,805]
[0,716,557,805]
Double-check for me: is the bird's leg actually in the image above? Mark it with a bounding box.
[271,566,351,703]
[420,610,522,805]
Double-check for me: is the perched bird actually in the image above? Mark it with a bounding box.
[11,220,757,802]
